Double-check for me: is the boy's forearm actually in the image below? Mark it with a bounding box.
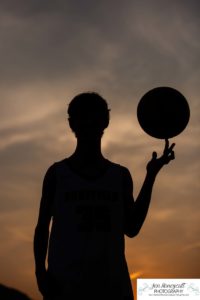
[34,226,49,273]
[134,171,157,230]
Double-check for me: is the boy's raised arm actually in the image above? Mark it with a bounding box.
[123,140,175,238]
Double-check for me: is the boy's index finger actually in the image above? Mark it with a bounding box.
[164,138,169,154]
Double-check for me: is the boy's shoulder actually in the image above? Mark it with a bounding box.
[109,160,130,174]
[46,158,68,170]
[46,158,132,180]
[55,157,130,170]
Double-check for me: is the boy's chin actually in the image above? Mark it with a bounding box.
[75,132,104,140]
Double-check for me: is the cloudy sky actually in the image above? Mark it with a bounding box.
[0,0,199,299]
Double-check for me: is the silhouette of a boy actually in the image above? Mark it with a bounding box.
[34,92,175,300]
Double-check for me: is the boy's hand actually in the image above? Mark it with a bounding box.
[147,139,175,176]
[36,269,62,297]
[36,268,49,296]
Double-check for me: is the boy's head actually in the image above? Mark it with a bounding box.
[68,92,110,139]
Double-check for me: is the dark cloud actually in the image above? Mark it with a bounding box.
[0,0,199,90]
[0,0,133,85]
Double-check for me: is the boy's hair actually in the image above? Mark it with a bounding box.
[67,92,110,122]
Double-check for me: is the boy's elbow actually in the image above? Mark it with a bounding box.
[124,224,142,238]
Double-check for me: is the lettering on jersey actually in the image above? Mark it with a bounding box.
[65,189,119,203]
[76,205,111,232]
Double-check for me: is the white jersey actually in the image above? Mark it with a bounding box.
[47,159,133,299]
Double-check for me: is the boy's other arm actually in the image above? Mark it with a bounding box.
[33,164,56,295]
[123,140,175,238]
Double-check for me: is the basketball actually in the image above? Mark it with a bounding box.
[137,87,190,139]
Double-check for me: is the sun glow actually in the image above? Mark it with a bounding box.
[130,272,143,280]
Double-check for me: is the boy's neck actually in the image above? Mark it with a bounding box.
[71,138,105,163]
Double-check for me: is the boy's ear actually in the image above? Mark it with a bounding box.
[68,118,76,132]
[103,117,109,129]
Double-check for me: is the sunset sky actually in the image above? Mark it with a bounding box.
[0,1,200,299]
